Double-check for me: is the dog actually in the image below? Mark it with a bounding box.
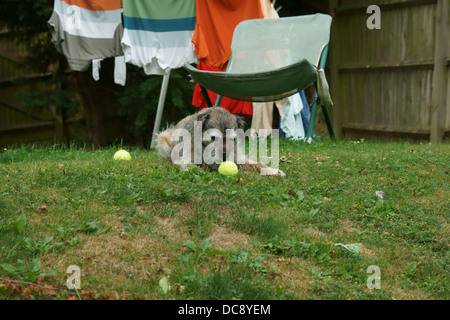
[156,107,285,177]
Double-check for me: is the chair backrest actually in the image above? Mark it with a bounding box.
[227,14,332,74]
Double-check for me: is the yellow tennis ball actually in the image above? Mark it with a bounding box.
[114,150,131,161]
[218,161,238,176]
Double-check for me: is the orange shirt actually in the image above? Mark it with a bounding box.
[192,0,263,71]
[60,0,121,11]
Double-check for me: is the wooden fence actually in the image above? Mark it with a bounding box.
[0,27,59,147]
[328,0,449,142]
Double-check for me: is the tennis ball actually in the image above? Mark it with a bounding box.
[218,161,238,176]
[114,150,131,161]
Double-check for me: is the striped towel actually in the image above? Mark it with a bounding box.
[121,0,198,75]
[48,0,124,72]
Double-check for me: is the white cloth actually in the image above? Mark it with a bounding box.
[279,93,306,140]
[114,55,127,86]
[92,59,102,81]
[251,102,273,138]
[91,56,127,86]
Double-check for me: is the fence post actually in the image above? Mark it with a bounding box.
[430,0,448,143]
[329,0,342,138]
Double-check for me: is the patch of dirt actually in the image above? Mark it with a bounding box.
[303,228,327,239]
[270,257,315,298]
[392,288,432,300]
[358,244,376,258]
[41,230,178,297]
[209,225,251,251]
[335,220,361,236]
[155,216,190,243]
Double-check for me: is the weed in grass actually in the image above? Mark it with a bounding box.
[262,237,310,257]
[182,238,226,263]
[261,236,334,265]
[73,221,110,235]
[157,187,192,203]
[228,249,271,275]
[16,236,64,255]
[0,258,56,283]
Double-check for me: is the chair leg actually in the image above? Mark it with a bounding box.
[321,105,335,138]
[199,85,213,108]
[305,81,335,142]
[214,95,223,107]
[305,97,318,143]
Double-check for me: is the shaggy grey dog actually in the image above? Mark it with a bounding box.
[156,107,285,176]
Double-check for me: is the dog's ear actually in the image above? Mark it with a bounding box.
[235,115,246,130]
[197,110,211,129]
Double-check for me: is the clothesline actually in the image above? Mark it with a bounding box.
[48,0,266,80]
[48,0,312,146]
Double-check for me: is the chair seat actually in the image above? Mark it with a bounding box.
[184,58,318,103]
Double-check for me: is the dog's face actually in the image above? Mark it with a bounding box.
[196,107,246,162]
[197,107,245,133]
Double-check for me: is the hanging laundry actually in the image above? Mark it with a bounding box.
[192,62,253,116]
[47,0,125,82]
[121,0,198,75]
[279,93,306,141]
[251,102,273,138]
[192,0,264,71]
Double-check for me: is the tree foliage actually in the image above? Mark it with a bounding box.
[0,0,56,72]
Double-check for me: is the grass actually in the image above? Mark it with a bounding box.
[0,138,448,300]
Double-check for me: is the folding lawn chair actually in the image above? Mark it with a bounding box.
[184,13,335,141]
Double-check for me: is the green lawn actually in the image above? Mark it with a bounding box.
[0,139,448,300]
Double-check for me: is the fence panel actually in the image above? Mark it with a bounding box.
[330,0,448,141]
